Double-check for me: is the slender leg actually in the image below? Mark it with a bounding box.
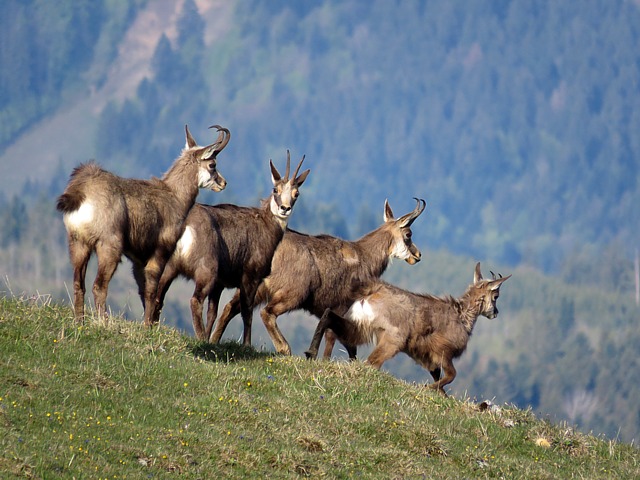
[238,278,261,346]
[365,333,401,370]
[190,284,208,341]
[260,292,298,355]
[322,329,337,359]
[321,329,358,360]
[345,343,358,361]
[260,306,291,355]
[210,289,241,343]
[152,260,178,325]
[305,308,332,360]
[69,239,91,323]
[204,285,224,341]
[92,241,121,320]
[428,358,456,396]
[142,254,170,327]
[130,261,146,311]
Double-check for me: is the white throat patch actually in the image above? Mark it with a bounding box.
[389,239,411,260]
[198,166,214,188]
[270,197,290,230]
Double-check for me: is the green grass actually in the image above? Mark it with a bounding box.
[1,296,638,479]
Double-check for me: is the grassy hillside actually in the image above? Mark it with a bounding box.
[1,296,638,479]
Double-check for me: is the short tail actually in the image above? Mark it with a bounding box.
[56,191,84,213]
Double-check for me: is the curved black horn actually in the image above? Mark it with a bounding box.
[292,154,306,180]
[398,198,426,227]
[208,124,231,152]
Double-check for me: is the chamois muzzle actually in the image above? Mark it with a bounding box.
[406,247,422,265]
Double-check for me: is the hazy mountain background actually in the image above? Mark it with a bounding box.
[1,0,639,443]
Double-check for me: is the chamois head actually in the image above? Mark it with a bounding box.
[269,150,310,225]
[184,124,231,192]
[382,198,426,264]
[471,262,511,319]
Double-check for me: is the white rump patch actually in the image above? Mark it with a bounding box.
[63,202,94,230]
[346,299,375,325]
[176,226,195,257]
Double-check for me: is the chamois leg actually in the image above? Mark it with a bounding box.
[428,358,456,396]
[186,264,218,339]
[189,284,209,341]
[239,292,253,346]
[238,278,262,346]
[142,253,172,327]
[322,329,337,359]
[92,241,121,320]
[307,309,358,360]
[305,308,332,360]
[366,332,401,370]
[210,289,241,343]
[132,263,147,311]
[69,239,91,323]
[322,329,358,360]
[151,260,179,325]
[260,306,291,355]
[204,285,224,341]
[260,292,297,355]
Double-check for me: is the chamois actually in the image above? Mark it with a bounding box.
[56,124,230,325]
[152,151,310,340]
[305,263,511,395]
[210,199,426,356]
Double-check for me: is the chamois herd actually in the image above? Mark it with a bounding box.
[57,122,510,394]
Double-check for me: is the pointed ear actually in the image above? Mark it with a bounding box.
[474,262,483,284]
[185,124,197,148]
[490,274,512,290]
[270,159,281,184]
[295,169,310,187]
[383,199,394,222]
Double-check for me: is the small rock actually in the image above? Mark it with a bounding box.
[535,437,551,448]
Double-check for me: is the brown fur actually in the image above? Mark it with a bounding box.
[305,263,511,395]
[210,199,426,356]
[152,152,310,341]
[56,125,230,324]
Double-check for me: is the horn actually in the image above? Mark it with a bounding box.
[398,198,426,227]
[208,124,231,152]
[490,273,512,290]
[292,154,306,180]
[284,150,291,181]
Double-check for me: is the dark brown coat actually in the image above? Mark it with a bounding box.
[211,199,426,356]
[56,125,230,324]
[306,263,511,395]
[152,153,309,340]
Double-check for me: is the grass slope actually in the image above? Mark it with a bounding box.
[1,296,638,479]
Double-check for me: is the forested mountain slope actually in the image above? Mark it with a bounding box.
[1,0,639,443]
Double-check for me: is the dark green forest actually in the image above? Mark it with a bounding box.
[1,0,639,443]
